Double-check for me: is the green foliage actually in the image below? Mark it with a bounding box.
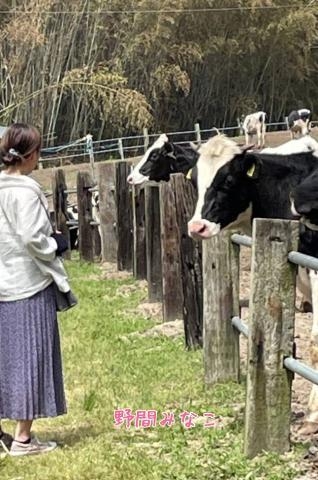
[62,66,153,134]
[0,0,318,140]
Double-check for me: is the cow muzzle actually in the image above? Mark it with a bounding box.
[127,172,149,185]
[187,219,221,239]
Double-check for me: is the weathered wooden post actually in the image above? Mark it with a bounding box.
[237,117,244,135]
[86,134,95,180]
[202,230,240,385]
[244,218,298,458]
[97,163,118,263]
[116,161,133,271]
[51,168,71,259]
[171,173,203,348]
[144,184,163,303]
[159,181,184,322]
[132,184,147,279]
[143,127,149,153]
[194,122,201,144]
[77,171,95,262]
[118,138,124,161]
[285,116,289,130]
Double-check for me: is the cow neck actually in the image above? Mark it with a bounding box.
[249,152,318,220]
[170,144,198,175]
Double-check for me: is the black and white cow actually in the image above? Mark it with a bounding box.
[242,111,266,148]
[288,108,311,139]
[66,202,79,249]
[127,133,202,186]
[91,190,102,241]
[187,133,318,432]
[127,130,317,187]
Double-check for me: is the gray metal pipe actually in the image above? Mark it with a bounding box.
[66,220,79,226]
[288,251,318,271]
[284,357,318,385]
[231,233,252,248]
[231,316,249,338]
[64,188,77,194]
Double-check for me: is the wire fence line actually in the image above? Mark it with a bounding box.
[38,117,316,168]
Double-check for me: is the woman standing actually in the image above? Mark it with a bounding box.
[0,123,70,456]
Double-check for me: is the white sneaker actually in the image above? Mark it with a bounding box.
[9,435,57,457]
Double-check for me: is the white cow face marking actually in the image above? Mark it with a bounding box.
[127,134,169,185]
[188,137,258,240]
[188,134,241,225]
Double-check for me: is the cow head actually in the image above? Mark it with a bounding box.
[127,134,169,185]
[188,134,257,239]
[139,141,178,182]
[291,169,318,226]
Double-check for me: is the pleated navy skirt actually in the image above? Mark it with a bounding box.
[0,283,67,420]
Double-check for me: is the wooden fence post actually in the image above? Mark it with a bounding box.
[118,138,124,160]
[97,163,118,263]
[237,117,244,135]
[285,116,289,130]
[202,230,240,385]
[116,161,133,271]
[51,168,71,259]
[194,122,201,144]
[143,127,149,153]
[132,184,147,279]
[244,218,298,458]
[86,134,95,181]
[77,171,94,262]
[160,181,184,322]
[145,184,163,303]
[171,174,203,348]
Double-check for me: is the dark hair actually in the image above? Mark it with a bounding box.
[0,123,42,166]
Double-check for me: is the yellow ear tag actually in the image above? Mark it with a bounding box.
[186,168,193,180]
[247,164,255,177]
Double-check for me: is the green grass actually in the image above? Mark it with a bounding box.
[0,259,306,479]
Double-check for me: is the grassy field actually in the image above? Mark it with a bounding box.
[0,257,307,479]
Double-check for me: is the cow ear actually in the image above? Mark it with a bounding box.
[162,142,174,154]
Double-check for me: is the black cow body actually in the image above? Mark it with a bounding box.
[202,151,318,231]
[201,151,318,258]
